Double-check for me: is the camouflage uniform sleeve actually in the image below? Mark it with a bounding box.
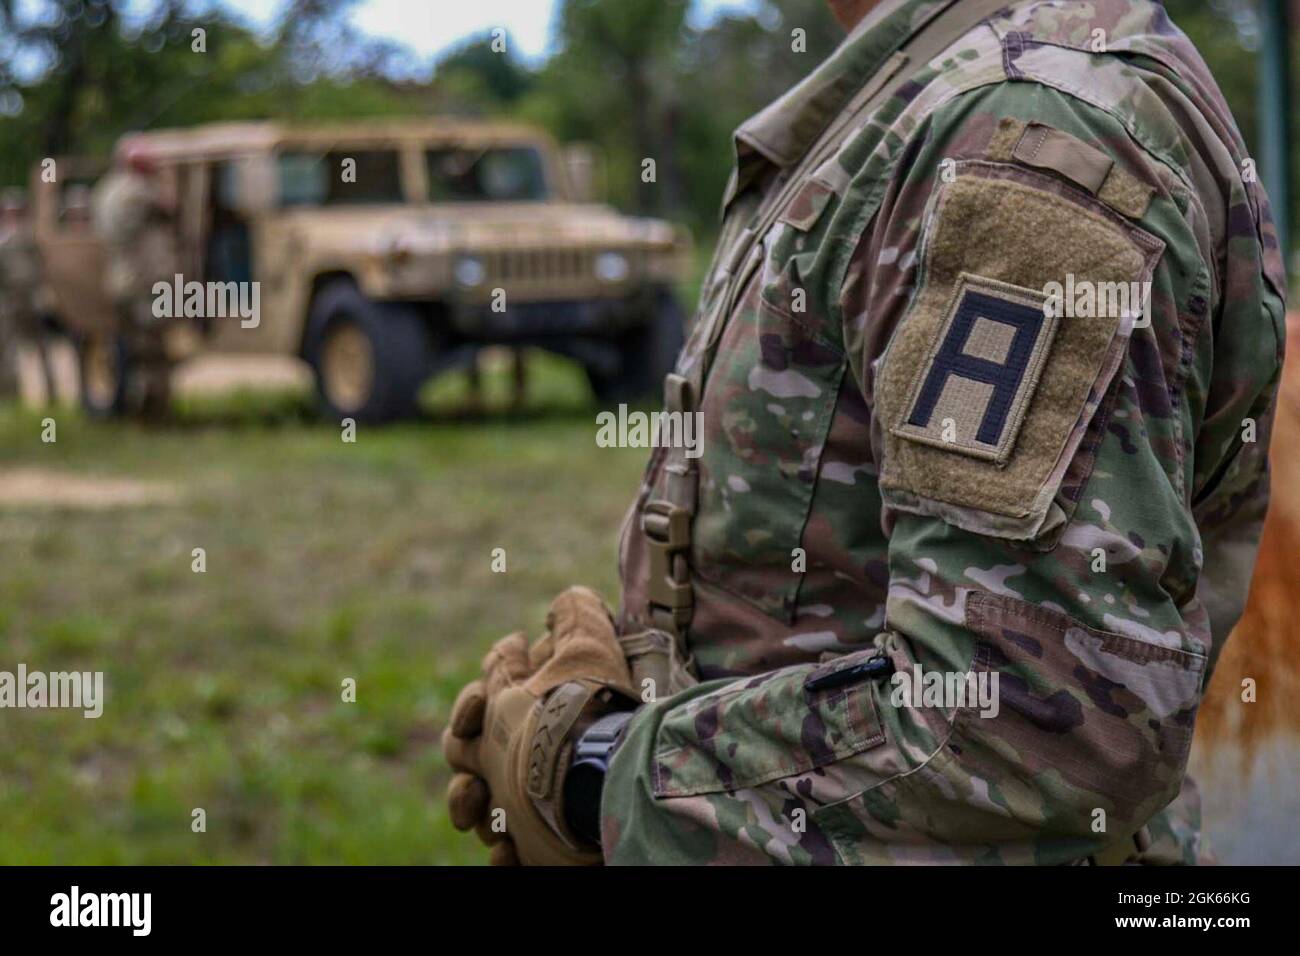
[600,81,1284,865]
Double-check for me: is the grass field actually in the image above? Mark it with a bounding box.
[0,354,649,863]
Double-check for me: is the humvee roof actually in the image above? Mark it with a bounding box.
[129,119,554,163]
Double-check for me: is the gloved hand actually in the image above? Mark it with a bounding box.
[442,587,636,865]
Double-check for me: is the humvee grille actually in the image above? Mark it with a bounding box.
[485,247,601,285]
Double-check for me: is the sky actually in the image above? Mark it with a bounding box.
[222,0,766,65]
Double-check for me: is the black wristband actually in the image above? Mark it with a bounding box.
[562,709,636,847]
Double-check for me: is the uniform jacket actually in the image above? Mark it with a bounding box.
[606,0,1287,865]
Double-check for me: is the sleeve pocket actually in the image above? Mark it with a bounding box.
[652,650,886,798]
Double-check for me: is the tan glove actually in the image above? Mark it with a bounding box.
[442,587,635,865]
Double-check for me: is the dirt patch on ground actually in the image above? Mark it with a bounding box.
[15,343,312,405]
[174,355,312,396]
[0,468,181,510]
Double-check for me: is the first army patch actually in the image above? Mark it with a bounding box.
[875,157,1165,542]
[893,273,1055,464]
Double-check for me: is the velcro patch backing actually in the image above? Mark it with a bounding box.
[986,118,1154,220]
[876,162,1164,541]
[892,274,1055,464]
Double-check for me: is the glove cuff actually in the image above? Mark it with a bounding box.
[563,709,636,846]
[525,680,633,852]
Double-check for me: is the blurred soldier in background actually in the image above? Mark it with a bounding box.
[92,137,177,421]
[0,189,54,403]
[61,184,93,233]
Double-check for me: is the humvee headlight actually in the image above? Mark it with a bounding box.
[595,252,630,283]
[454,257,487,288]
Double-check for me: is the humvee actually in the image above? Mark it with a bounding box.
[32,119,691,421]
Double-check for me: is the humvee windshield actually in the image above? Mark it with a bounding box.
[425,147,548,202]
[278,149,404,206]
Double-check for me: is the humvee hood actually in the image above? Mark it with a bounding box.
[278,203,679,254]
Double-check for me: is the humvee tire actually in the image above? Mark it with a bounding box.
[76,330,170,420]
[305,280,433,423]
[585,289,685,405]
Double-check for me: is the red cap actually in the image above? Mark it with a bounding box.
[117,137,159,176]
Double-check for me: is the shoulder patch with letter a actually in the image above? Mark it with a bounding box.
[893,273,1054,464]
[875,160,1165,543]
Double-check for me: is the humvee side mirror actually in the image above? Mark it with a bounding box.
[563,143,604,204]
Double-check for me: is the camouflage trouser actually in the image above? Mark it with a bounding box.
[0,300,51,400]
[116,296,172,419]
[0,302,19,398]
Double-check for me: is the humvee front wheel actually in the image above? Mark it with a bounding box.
[320,321,375,415]
[306,281,432,423]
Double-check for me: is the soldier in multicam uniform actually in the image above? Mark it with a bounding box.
[91,138,177,420]
[443,0,1286,865]
[0,189,54,402]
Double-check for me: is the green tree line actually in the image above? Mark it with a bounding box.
[0,0,1293,239]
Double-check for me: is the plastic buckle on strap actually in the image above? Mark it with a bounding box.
[642,499,693,635]
[663,372,693,414]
